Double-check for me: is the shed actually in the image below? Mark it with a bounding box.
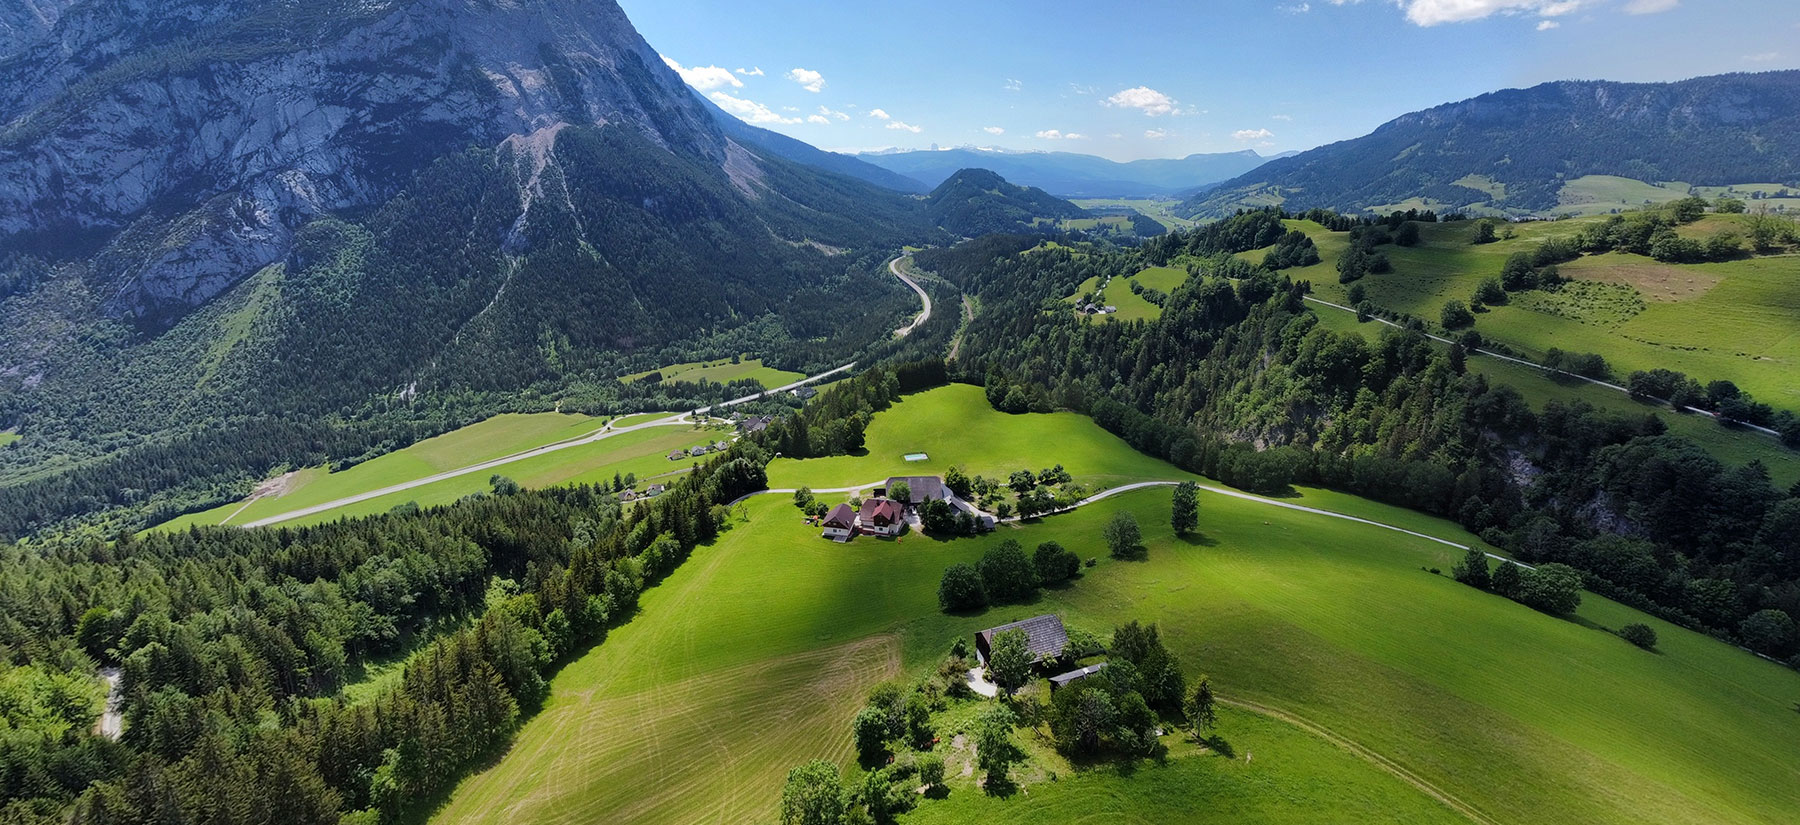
[976,614,1069,666]
[1049,662,1109,691]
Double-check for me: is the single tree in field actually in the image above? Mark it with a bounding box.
[1618,623,1658,650]
[1472,220,1497,245]
[1452,547,1491,590]
[1185,677,1218,740]
[852,705,889,761]
[987,629,1033,695]
[1171,481,1199,535]
[937,563,987,612]
[1104,511,1142,559]
[917,751,946,792]
[780,759,846,825]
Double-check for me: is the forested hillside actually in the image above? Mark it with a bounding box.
[926,168,1091,237]
[0,0,949,538]
[919,217,1800,663]
[1186,70,1800,216]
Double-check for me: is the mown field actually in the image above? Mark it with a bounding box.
[623,357,805,388]
[1283,215,1800,413]
[155,414,721,530]
[431,386,1800,825]
[1066,265,1190,323]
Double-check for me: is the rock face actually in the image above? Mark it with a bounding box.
[0,0,730,318]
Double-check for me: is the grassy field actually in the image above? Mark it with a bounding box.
[767,384,1193,492]
[154,414,724,530]
[1296,215,1800,413]
[0,431,18,448]
[1307,308,1800,487]
[431,386,1800,825]
[623,358,804,388]
[1069,198,1200,232]
[1067,266,1190,323]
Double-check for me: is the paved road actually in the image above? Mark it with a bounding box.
[889,255,932,337]
[734,478,1527,568]
[1304,295,1781,438]
[238,252,932,529]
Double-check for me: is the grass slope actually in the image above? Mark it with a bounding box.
[1301,216,1800,413]
[156,414,721,530]
[1066,266,1189,323]
[433,389,1800,825]
[0,432,18,448]
[625,358,806,388]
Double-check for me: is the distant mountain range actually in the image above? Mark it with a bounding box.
[857,147,1289,198]
[1186,70,1800,218]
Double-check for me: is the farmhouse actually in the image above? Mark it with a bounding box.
[791,386,818,400]
[619,488,638,502]
[645,484,667,497]
[689,445,710,456]
[667,450,686,461]
[1049,662,1108,691]
[975,614,1069,667]
[858,498,904,536]
[821,503,857,541]
[738,416,772,435]
[879,476,948,507]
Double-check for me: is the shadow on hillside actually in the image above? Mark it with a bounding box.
[1201,734,1235,759]
[1175,531,1218,548]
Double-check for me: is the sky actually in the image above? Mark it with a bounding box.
[623,0,1800,162]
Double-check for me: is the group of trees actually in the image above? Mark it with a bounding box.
[1452,548,1584,616]
[937,539,1081,612]
[0,433,771,824]
[1626,370,1797,440]
[923,220,1800,667]
[1045,621,1191,758]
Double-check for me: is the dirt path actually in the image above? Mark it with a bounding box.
[947,295,975,361]
[1222,696,1498,825]
[95,668,123,741]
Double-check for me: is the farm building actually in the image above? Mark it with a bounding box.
[821,503,857,541]
[1049,662,1108,691]
[645,484,667,497]
[791,386,818,399]
[878,476,948,507]
[667,450,686,461]
[858,498,904,536]
[975,614,1069,667]
[738,416,772,434]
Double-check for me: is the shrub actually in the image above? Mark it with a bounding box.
[1033,541,1080,584]
[1515,563,1583,615]
[977,540,1039,603]
[1441,300,1475,330]
[937,563,987,612]
[1452,547,1491,589]
[1618,623,1658,650]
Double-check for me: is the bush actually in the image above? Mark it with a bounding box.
[937,563,987,612]
[1514,563,1583,615]
[1472,277,1507,306]
[1033,541,1080,584]
[1452,547,1491,589]
[1441,300,1475,330]
[977,540,1039,603]
[1618,623,1658,650]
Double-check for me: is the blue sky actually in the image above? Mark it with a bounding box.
[624,0,1800,161]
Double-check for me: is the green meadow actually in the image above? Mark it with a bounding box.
[154,414,722,530]
[623,357,805,388]
[1069,198,1200,232]
[1291,215,1800,413]
[1067,265,1190,323]
[0,431,18,448]
[431,389,1800,825]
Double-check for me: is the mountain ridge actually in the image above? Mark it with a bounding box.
[1186,70,1800,217]
[859,146,1279,197]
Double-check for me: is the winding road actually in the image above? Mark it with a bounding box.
[889,255,932,337]
[237,253,933,529]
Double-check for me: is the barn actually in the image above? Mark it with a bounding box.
[975,614,1069,667]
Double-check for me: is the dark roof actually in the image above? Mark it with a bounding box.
[823,503,857,529]
[1049,662,1108,688]
[859,498,903,524]
[978,615,1069,663]
[884,476,946,504]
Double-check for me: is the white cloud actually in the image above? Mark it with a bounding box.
[1104,86,1180,116]
[1272,114,1294,121]
[785,68,826,93]
[1329,0,1598,26]
[818,105,850,121]
[886,120,923,133]
[983,126,1006,135]
[1233,128,1275,141]
[1622,0,1678,13]
[708,91,800,124]
[736,66,765,76]
[1035,129,1085,140]
[1537,19,1560,29]
[1279,2,1312,13]
[1743,51,1782,63]
[869,108,892,120]
[807,115,831,125]
[1004,78,1023,92]
[1145,128,1169,139]
[661,56,742,91]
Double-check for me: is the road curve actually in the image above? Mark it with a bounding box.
[889,256,932,337]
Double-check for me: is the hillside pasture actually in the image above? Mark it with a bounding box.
[433,467,1800,825]
[622,358,804,388]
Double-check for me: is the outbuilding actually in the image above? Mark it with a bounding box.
[975,614,1069,667]
[1048,662,1109,691]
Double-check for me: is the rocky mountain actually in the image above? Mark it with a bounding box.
[1185,70,1800,217]
[924,168,1089,237]
[0,0,949,523]
[860,147,1279,198]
